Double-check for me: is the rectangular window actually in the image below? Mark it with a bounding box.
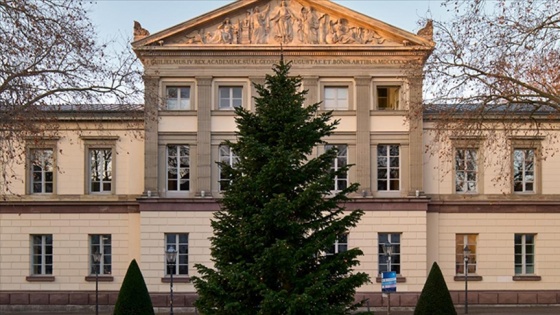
[218,86,243,109]
[378,233,401,274]
[513,149,535,192]
[326,144,348,191]
[30,149,54,194]
[219,145,238,191]
[166,86,190,110]
[31,234,53,275]
[456,234,477,275]
[90,234,112,275]
[377,86,400,110]
[326,233,348,255]
[167,145,190,192]
[455,148,477,193]
[165,233,189,276]
[89,148,112,193]
[515,234,535,275]
[324,87,348,110]
[377,145,400,191]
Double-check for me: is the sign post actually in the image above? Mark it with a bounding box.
[382,271,397,315]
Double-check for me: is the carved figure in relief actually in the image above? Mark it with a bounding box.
[360,28,385,44]
[270,0,296,44]
[298,6,321,44]
[251,4,270,44]
[318,14,330,44]
[186,29,205,44]
[333,19,356,44]
[208,18,235,44]
[238,11,252,44]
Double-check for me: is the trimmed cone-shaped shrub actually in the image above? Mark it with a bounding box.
[414,262,457,315]
[113,259,155,315]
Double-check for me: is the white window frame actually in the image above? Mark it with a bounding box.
[378,233,401,274]
[167,145,190,192]
[326,144,348,192]
[377,145,400,191]
[513,148,535,193]
[456,234,477,275]
[165,233,189,276]
[90,234,111,275]
[319,80,353,111]
[376,86,401,110]
[29,148,54,194]
[88,148,113,194]
[326,233,348,256]
[165,86,191,110]
[218,86,243,110]
[455,148,478,193]
[323,86,349,110]
[218,145,238,191]
[31,234,53,275]
[515,234,535,275]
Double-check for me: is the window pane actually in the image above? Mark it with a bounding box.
[232,87,242,98]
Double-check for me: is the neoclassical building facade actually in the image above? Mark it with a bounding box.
[1,0,560,312]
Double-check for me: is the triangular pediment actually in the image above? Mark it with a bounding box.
[132,0,433,48]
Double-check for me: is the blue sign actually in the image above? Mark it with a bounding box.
[381,271,397,293]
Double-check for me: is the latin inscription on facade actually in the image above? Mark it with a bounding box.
[148,59,406,66]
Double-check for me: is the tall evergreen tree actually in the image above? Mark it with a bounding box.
[193,61,369,315]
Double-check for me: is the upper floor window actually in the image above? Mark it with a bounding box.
[377,145,400,191]
[89,148,113,193]
[219,145,238,191]
[166,86,190,110]
[456,234,477,275]
[31,234,53,275]
[515,234,535,275]
[90,234,111,275]
[326,233,348,256]
[30,149,54,194]
[377,86,400,110]
[513,149,535,193]
[324,87,348,110]
[378,233,401,274]
[218,86,243,110]
[165,233,189,276]
[167,145,190,192]
[455,148,477,193]
[326,144,348,192]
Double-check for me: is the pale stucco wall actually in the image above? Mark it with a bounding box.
[0,213,140,291]
[430,212,560,291]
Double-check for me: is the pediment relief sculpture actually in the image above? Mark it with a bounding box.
[180,0,392,46]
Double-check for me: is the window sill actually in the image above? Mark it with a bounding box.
[513,275,541,281]
[85,275,114,282]
[454,275,483,281]
[161,276,191,283]
[212,109,240,115]
[375,275,406,283]
[160,110,197,116]
[26,276,55,282]
[319,110,357,116]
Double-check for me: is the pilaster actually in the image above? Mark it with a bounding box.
[355,76,372,194]
[408,73,424,195]
[196,76,213,194]
[143,75,160,196]
[302,76,319,106]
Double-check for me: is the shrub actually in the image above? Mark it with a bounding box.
[414,262,457,315]
[113,259,155,315]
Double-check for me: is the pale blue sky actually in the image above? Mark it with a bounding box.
[89,0,449,43]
